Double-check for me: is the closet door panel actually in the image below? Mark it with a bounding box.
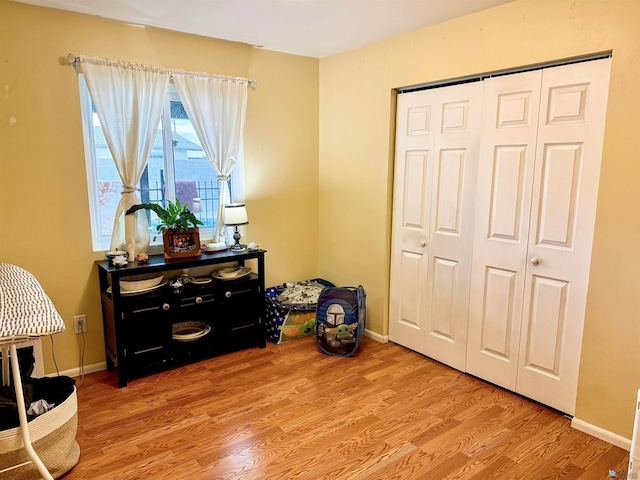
[517,58,611,415]
[389,92,435,352]
[434,149,465,233]
[488,146,529,240]
[535,144,582,246]
[423,82,483,371]
[466,70,542,389]
[396,250,426,331]
[390,82,483,369]
[479,266,518,359]
[429,256,458,340]
[522,275,568,377]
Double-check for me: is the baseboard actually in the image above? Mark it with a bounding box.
[364,329,388,343]
[56,361,107,379]
[571,417,632,451]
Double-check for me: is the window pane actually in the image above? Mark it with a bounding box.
[139,126,166,234]
[92,111,121,239]
[169,100,222,229]
[93,109,165,238]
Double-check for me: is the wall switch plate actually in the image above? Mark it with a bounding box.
[74,315,87,334]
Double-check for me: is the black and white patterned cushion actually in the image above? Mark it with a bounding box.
[0,263,65,340]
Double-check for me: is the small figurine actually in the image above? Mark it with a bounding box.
[170,277,184,291]
[137,252,149,264]
[111,255,128,268]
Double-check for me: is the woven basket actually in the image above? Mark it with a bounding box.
[0,387,79,479]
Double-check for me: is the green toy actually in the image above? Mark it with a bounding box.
[279,317,316,339]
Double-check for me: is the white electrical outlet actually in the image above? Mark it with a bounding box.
[73,315,87,334]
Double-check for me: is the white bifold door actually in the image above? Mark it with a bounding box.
[389,81,483,371]
[467,59,611,415]
[390,58,611,415]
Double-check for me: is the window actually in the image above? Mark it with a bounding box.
[78,75,243,251]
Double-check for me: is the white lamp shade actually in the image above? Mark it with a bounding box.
[224,203,249,226]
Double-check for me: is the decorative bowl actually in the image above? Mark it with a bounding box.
[172,321,211,342]
[119,273,165,292]
[182,266,215,278]
[212,266,252,281]
[218,266,243,277]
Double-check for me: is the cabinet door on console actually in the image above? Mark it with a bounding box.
[215,278,261,352]
[124,293,173,373]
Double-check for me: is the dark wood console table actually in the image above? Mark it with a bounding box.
[96,249,266,387]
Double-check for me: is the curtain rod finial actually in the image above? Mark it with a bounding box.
[66,53,77,64]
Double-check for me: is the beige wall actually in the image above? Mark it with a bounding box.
[319,0,640,438]
[0,1,319,374]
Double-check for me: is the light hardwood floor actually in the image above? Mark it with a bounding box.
[61,337,629,479]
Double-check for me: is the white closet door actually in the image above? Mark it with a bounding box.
[466,70,543,390]
[389,90,435,353]
[516,58,611,414]
[389,82,483,370]
[467,58,611,414]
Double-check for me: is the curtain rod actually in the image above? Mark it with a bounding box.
[66,53,257,88]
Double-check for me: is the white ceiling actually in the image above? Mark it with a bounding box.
[16,0,514,58]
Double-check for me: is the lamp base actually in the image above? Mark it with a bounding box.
[229,226,245,252]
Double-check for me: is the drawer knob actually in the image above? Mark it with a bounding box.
[225,291,232,298]
[196,296,203,304]
[162,303,171,311]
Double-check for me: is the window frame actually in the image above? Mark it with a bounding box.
[78,76,244,251]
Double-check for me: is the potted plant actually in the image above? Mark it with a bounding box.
[126,200,204,259]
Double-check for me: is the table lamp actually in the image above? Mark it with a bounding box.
[224,203,249,251]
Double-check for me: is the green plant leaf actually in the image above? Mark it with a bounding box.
[126,200,203,231]
[126,203,170,223]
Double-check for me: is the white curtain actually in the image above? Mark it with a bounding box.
[172,74,248,241]
[81,58,169,260]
